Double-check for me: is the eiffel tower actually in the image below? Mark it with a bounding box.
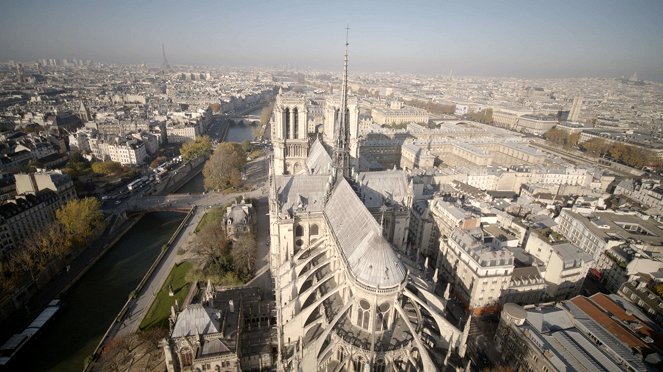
[161,44,171,72]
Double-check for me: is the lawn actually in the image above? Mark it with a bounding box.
[194,206,226,233]
[139,261,193,331]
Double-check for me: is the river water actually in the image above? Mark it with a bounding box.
[12,212,184,371]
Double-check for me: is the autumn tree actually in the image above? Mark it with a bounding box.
[230,233,257,281]
[149,156,168,169]
[56,197,105,248]
[209,103,221,113]
[544,128,581,149]
[259,101,274,126]
[91,161,123,175]
[180,136,212,161]
[580,138,610,156]
[203,142,247,191]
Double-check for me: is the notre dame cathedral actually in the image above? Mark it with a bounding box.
[268,34,467,372]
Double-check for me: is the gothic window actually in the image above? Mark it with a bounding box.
[374,302,391,331]
[293,107,299,139]
[181,348,193,367]
[284,108,290,139]
[357,299,371,330]
[295,225,304,237]
[310,224,319,236]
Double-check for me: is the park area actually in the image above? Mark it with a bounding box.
[139,261,193,331]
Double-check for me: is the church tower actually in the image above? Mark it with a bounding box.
[78,100,91,122]
[272,92,309,175]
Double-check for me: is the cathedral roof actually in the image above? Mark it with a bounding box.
[305,138,332,175]
[324,178,405,288]
[172,304,220,338]
[275,174,328,213]
[357,170,410,209]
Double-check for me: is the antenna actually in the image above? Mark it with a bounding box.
[161,44,170,71]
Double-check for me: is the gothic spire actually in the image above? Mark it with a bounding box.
[333,25,351,182]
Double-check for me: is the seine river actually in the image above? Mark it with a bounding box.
[8,104,268,370]
[12,212,185,371]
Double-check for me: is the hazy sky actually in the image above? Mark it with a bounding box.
[1,0,662,80]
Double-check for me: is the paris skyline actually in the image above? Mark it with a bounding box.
[1,0,662,80]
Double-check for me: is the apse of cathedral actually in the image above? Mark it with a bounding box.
[268,33,467,372]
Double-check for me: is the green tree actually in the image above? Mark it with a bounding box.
[56,197,105,248]
[63,152,92,176]
[26,159,45,173]
[203,142,247,191]
[241,140,252,153]
[91,161,123,175]
[180,136,212,161]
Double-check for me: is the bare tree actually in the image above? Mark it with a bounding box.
[231,233,257,281]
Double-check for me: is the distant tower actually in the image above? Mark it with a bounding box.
[161,44,171,71]
[15,63,24,83]
[78,100,91,122]
[568,96,583,122]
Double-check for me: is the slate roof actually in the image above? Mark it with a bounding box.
[305,138,332,175]
[275,174,329,214]
[172,304,220,338]
[324,178,405,288]
[356,170,410,208]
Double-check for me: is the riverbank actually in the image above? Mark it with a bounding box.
[6,212,185,371]
[84,207,196,371]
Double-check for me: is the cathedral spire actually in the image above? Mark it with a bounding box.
[333,25,351,182]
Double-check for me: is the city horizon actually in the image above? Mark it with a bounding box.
[1,0,662,81]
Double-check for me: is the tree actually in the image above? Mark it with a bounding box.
[653,283,663,298]
[10,245,43,282]
[149,156,167,169]
[180,136,212,161]
[64,152,92,176]
[91,161,123,175]
[26,159,45,172]
[259,101,274,126]
[203,142,247,191]
[580,138,610,156]
[230,233,257,281]
[209,103,221,114]
[56,197,105,248]
[241,140,252,153]
[194,223,231,264]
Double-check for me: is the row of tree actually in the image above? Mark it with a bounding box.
[404,99,456,115]
[466,108,493,124]
[1,198,105,294]
[544,128,581,150]
[192,207,257,284]
[581,138,661,168]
